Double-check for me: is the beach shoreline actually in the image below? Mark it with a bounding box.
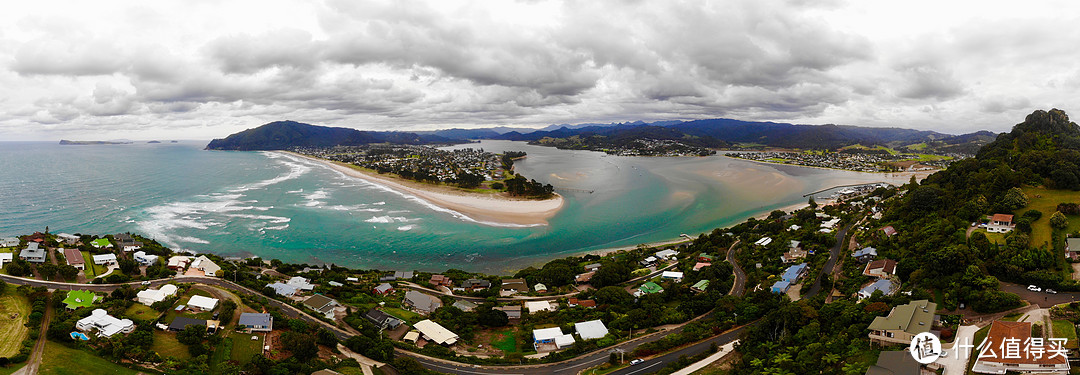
[281,151,565,226]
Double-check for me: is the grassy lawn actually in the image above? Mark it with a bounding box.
[0,364,26,375]
[79,251,109,277]
[382,307,422,324]
[972,228,1009,246]
[1052,319,1078,349]
[229,332,263,364]
[967,325,992,374]
[490,328,518,354]
[40,341,139,375]
[152,330,191,360]
[1020,187,1080,249]
[0,294,30,357]
[210,335,234,373]
[123,303,161,322]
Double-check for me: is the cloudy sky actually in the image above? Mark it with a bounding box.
[2,0,1079,140]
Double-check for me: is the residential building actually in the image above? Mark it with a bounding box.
[865,351,926,375]
[92,253,117,266]
[190,255,221,277]
[575,272,595,284]
[754,237,773,246]
[534,283,548,292]
[346,277,359,282]
[500,278,527,296]
[303,294,339,319]
[693,262,711,271]
[697,253,715,262]
[987,213,1016,233]
[568,298,596,308]
[584,263,601,272]
[533,327,575,351]
[63,248,85,270]
[363,309,402,330]
[373,283,394,295]
[452,300,477,312]
[972,320,1069,374]
[168,317,207,332]
[880,226,897,237]
[661,271,684,282]
[167,256,190,270]
[857,279,898,300]
[771,280,792,294]
[238,313,274,332]
[0,237,19,248]
[76,309,135,338]
[574,320,609,340]
[691,280,710,293]
[494,305,522,320]
[312,370,343,375]
[867,300,938,346]
[1067,238,1080,261]
[133,251,158,266]
[863,259,897,278]
[56,233,79,245]
[287,276,315,291]
[460,279,491,291]
[403,290,441,315]
[266,282,300,297]
[20,242,46,263]
[0,253,12,268]
[639,256,658,267]
[526,301,557,313]
[328,281,343,287]
[429,274,452,287]
[414,319,459,345]
[654,249,678,260]
[781,240,807,263]
[771,263,809,295]
[852,247,878,263]
[188,295,219,311]
[635,281,664,297]
[137,284,178,306]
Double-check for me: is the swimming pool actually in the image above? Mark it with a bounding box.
[70,332,89,341]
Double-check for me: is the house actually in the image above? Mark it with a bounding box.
[167,256,190,270]
[452,300,477,312]
[857,278,898,300]
[852,247,878,263]
[238,313,273,332]
[303,295,339,319]
[287,276,315,291]
[133,251,158,266]
[20,243,46,263]
[781,248,807,263]
[526,301,557,313]
[788,224,801,231]
[584,263,601,272]
[880,226,897,237]
[820,218,841,229]
[986,213,1016,233]
[373,283,394,295]
[781,263,808,283]
[568,298,597,308]
[312,370,344,375]
[693,262,711,271]
[123,245,142,252]
[575,320,609,340]
[403,291,441,315]
[863,259,897,278]
[575,272,595,284]
[364,309,403,330]
[867,300,938,346]
[1067,238,1080,261]
[771,280,792,294]
[76,309,134,338]
[639,256,658,267]
[534,283,548,292]
[190,255,221,277]
[414,319,459,345]
[380,270,414,282]
[0,237,19,247]
[494,305,522,320]
[500,278,527,296]
[136,284,178,306]
[691,279,709,293]
[533,327,575,351]
[754,237,773,246]
[403,331,420,343]
[865,351,925,375]
[266,282,300,297]
[328,281,343,287]
[429,274,452,287]
[56,233,79,245]
[168,316,207,332]
[635,281,664,297]
[460,279,491,291]
[0,253,12,268]
[654,249,678,260]
[90,238,112,248]
[92,253,117,266]
[63,248,85,270]
[697,253,715,262]
[346,277,359,282]
[661,271,684,282]
[188,295,219,311]
[972,320,1069,374]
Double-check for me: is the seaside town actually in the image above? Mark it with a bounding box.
[727,150,964,172]
[295,145,509,189]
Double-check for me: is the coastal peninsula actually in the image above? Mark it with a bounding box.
[285,151,564,226]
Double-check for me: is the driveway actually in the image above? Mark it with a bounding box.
[940,325,978,375]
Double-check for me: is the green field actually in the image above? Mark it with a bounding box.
[210,335,234,373]
[228,332,264,364]
[1052,319,1078,349]
[123,303,160,321]
[39,341,139,375]
[0,294,30,357]
[490,328,518,354]
[972,229,1009,246]
[79,252,109,277]
[1020,187,1080,249]
[152,330,191,360]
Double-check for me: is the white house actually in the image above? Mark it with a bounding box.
[137,284,178,306]
[987,214,1016,233]
[167,256,190,270]
[267,282,300,297]
[533,327,575,351]
[287,276,316,291]
[526,301,557,313]
[190,255,221,277]
[123,245,142,252]
[661,271,684,282]
[534,283,548,292]
[56,233,79,245]
[133,251,158,266]
[654,249,678,260]
[92,253,117,266]
[414,319,459,345]
[0,253,12,268]
[0,237,19,248]
[77,309,135,338]
[575,320,610,340]
[187,295,219,311]
[754,237,773,246]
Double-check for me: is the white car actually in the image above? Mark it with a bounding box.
[629,359,645,365]
[1028,285,1041,292]
[1046,289,1058,294]
[940,350,948,358]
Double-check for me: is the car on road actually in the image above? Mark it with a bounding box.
[629,359,645,365]
[1046,289,1058,294]
[971,222,978,227]
[141,281,151,285]
[1028,285,1042,292]
[940,350,948,358]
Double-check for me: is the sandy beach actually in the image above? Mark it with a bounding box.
[283,152,565,226]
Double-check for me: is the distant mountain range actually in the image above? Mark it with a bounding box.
[206,118,996,153]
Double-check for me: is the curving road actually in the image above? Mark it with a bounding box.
[726,240,745,297]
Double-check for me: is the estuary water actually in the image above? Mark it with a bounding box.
[0,140,914,274]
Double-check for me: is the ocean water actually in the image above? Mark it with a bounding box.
[0,140,912,274]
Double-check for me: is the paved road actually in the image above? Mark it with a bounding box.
[608,325,750,375]
[1001,282,1080,307]
[726,240,746,297]
[940,325,978,375]
[806,223,851,299]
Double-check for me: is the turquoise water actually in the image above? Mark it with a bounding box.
[0,140,911,274]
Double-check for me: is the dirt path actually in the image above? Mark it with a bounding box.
[14,292,52,375]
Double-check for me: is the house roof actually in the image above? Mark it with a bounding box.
[501,278,527,290]
[661,271,684,279]
[852,247,878,258]
[865,351,922,375]
[575,320,609,340]
[526,301,555,312]
[978,320,1068,366]
[414,319,459,345]
[880,226,896,236]
[697,253,715,260]
[304,294,336,311]
[462,279,491,288]
[188,295,219,310]
[494,305,521,317]
[169,316,206,331]
[533,327,565,341]
[267,282,299,296]
[867,300,937,335]
[781,263,807,282]
[1068,238,1080,251]
[63,249,84,266]
[865,259,897,275]
[639,281,663,294]
[991,213,1014,222]
[374,283,393,293]
[93,253,117,262]
[238,313,272,328]
[771,280,790,292]
[452,300,478,311]
[692,279,709,291]
[404,290,440,312]
[364,309,401,326]
[859,279,896,297]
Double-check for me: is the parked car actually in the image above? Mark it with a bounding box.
[630,359,645,365]
[1028,285,1042,292]
[940,350,948,358]
[1046,289,1058,294]
[141,281,151,285]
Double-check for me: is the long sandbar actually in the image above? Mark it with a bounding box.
[283,151,564,226]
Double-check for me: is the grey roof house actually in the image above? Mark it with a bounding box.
[404,290,442,315]
[238,313,273,332]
